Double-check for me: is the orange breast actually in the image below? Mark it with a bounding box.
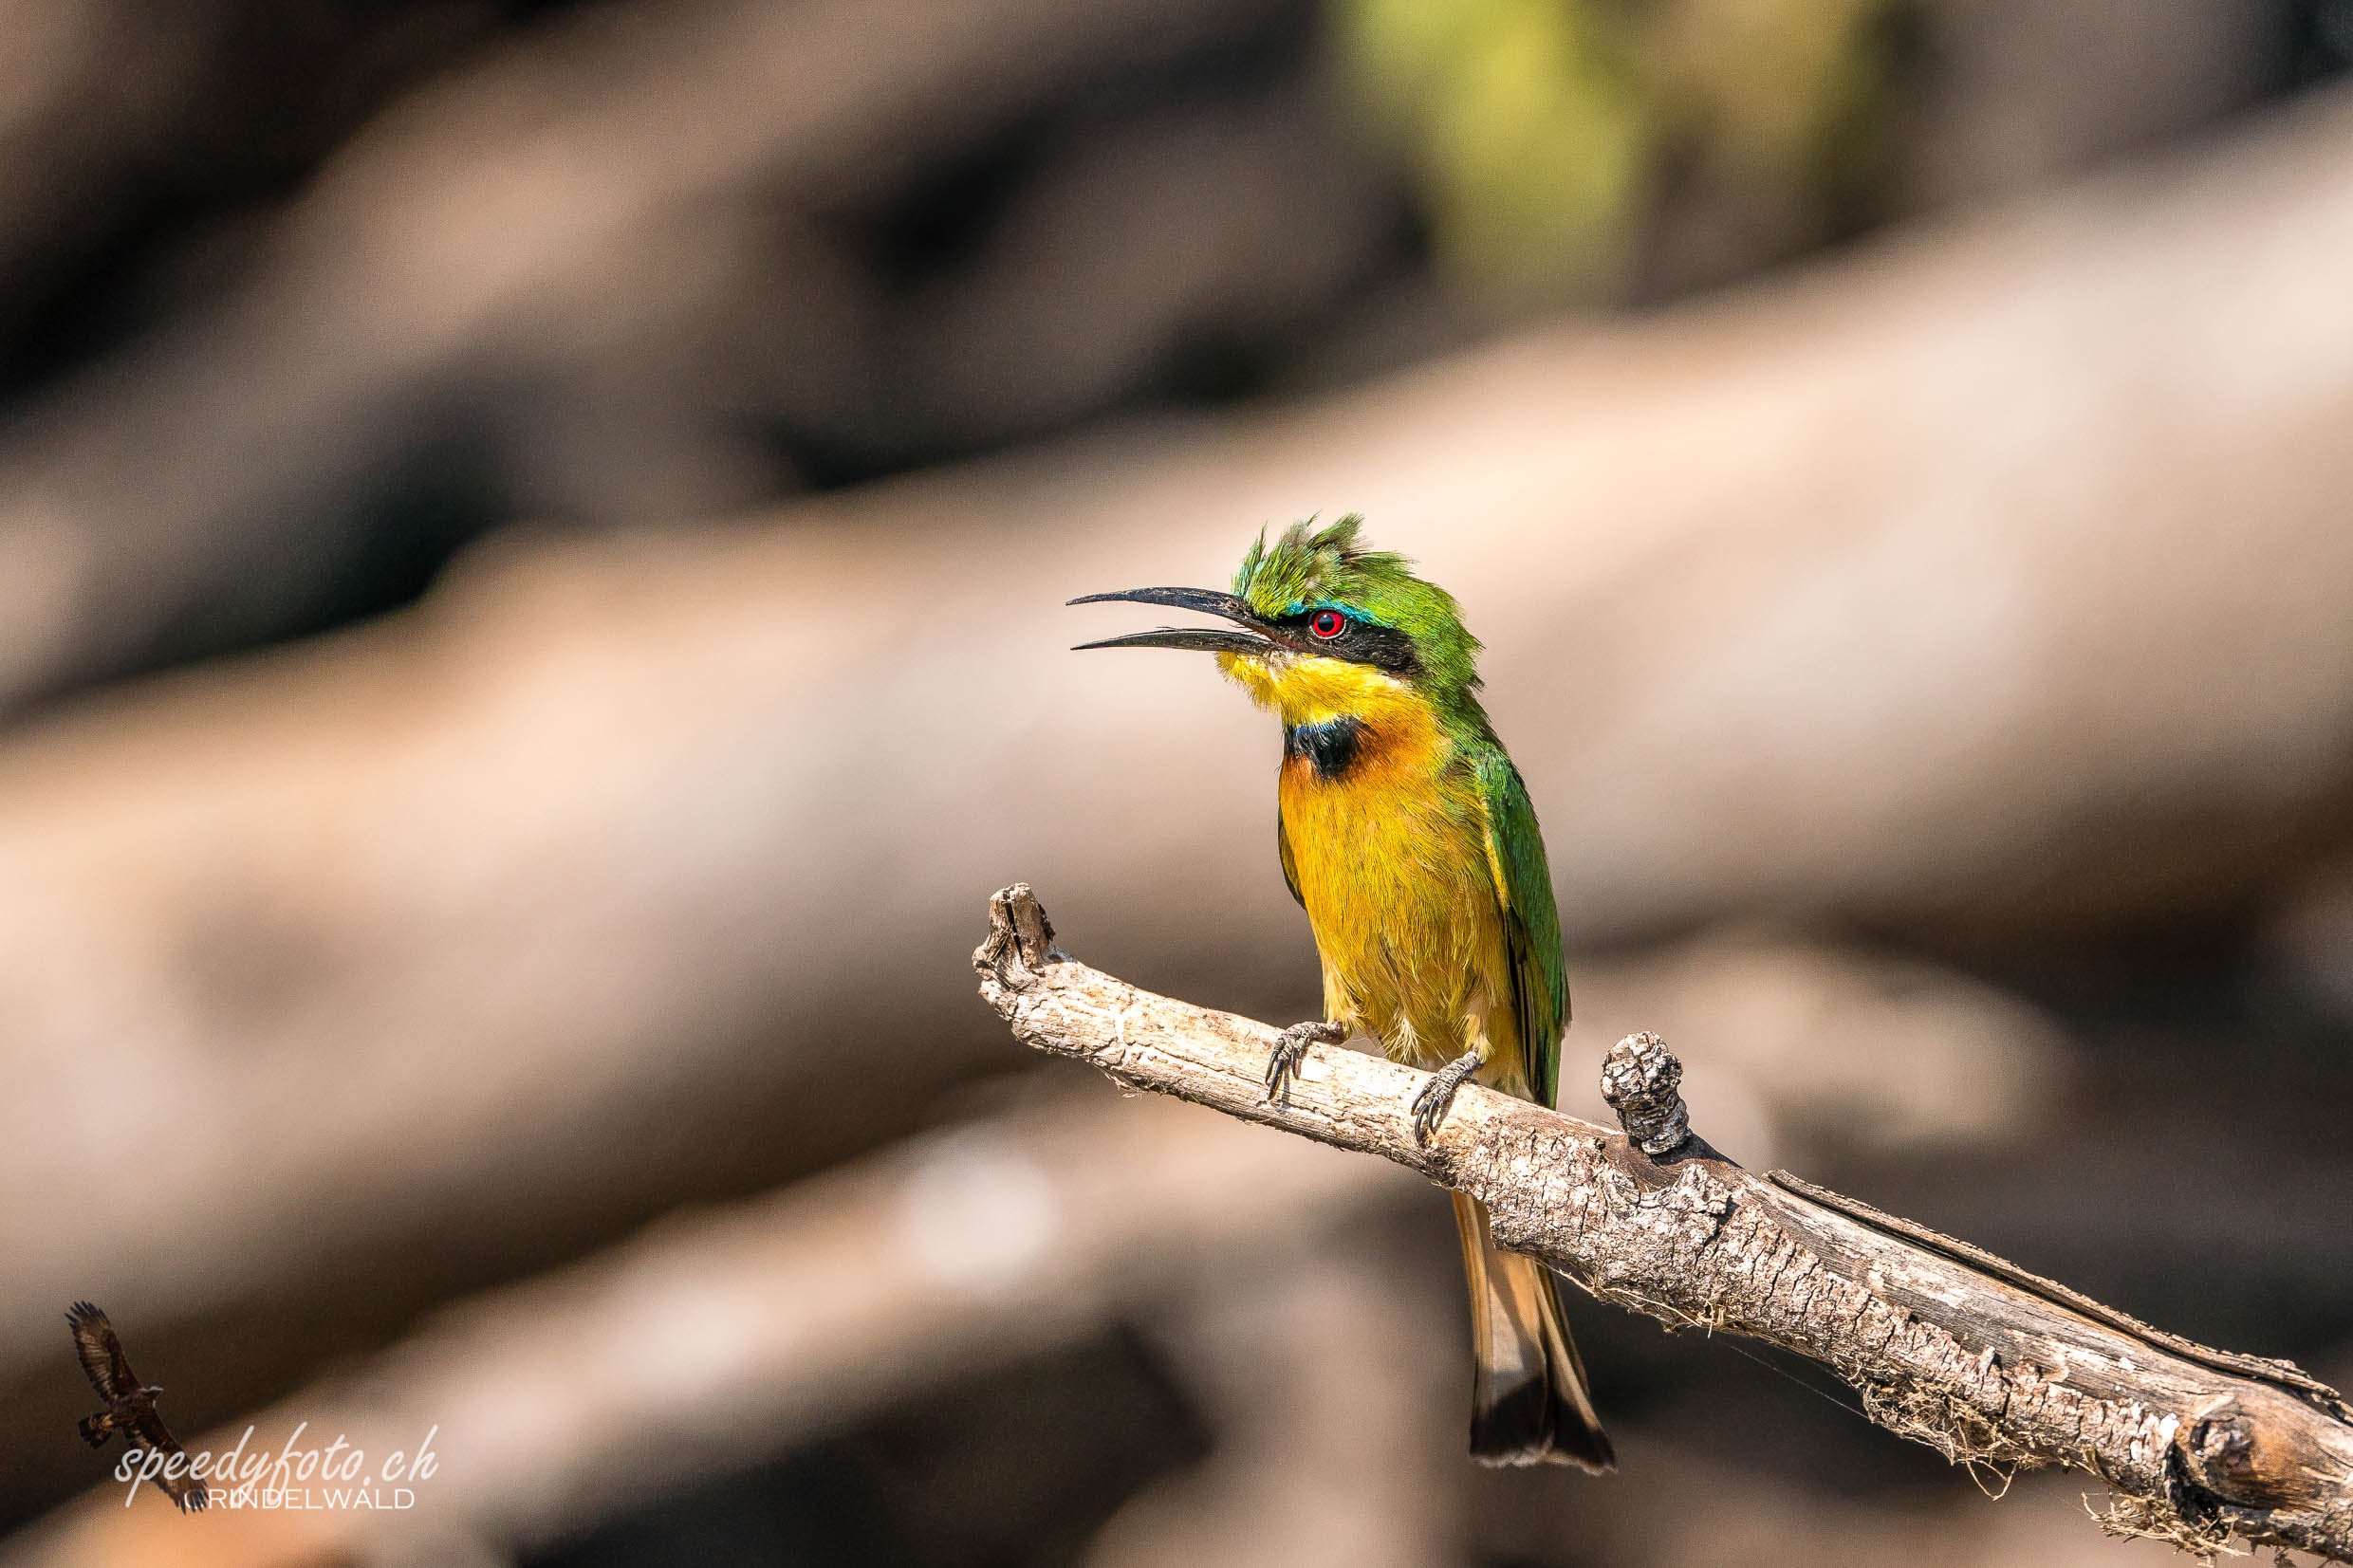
[1278,710,1524,1088]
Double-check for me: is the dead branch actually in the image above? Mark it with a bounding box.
[977,885,2353,1562]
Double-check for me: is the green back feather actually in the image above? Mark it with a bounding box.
[1473,748,1567,1108]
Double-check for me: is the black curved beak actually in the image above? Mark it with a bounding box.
[1067,586,1283,655]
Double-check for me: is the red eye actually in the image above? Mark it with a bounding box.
[1309,609,1345,639]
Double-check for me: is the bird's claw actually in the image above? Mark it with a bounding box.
[1266,1020,1346,1101]
[1409,1052,1483,1145]
[1409,1079,1453,1145]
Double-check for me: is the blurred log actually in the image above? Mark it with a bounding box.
[976,885,2353,1561]
[1,1083,1411,1566]
[0,0,1278,698]
[1082,1245,1459,1568]
[0,0,496,360]
[1892,0,2290,210]
[4,74,2353,1518]
[0,0,232,349]
[1561,930,2070,1168]
[2268,853,2353,1028]
[896,79,1395,452]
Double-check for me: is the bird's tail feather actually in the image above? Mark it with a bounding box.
[1451,1191,1614,1471]
[77,1412,112,1448]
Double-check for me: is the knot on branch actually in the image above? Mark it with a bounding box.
[1601,1031,1690,1156]
[2181,1401,2318,1511]
[975,883,1062,988]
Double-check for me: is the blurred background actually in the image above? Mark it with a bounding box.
[4,0,2353,1563]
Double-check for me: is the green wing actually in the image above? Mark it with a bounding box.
[1474,750,1568,1109]
[1277,807,1305,909]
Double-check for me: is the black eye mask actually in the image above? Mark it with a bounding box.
[1277,607,1421,678]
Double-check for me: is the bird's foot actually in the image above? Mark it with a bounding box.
[1266,1019,1349,1100]
[1410,1050,1485,1145]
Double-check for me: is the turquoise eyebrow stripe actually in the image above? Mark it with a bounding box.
[1298,600,1379,626]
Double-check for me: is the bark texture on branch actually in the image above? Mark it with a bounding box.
[977,885,2353,1561]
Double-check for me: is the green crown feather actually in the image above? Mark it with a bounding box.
[1233,515,1484,693]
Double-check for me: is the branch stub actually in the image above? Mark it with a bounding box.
[1601,1031,1691,1156]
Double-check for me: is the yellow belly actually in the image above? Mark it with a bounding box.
[1222,647,1531,1096]
[1280,750,1529,1095]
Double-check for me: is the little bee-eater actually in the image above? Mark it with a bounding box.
[1073,515,1612,1470]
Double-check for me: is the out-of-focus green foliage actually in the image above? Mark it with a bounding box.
[1333,0,1891,306]
[1339,0,1650,301]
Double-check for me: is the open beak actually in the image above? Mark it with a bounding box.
[1067,586,1283,655]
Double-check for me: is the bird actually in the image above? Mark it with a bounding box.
[1071,514,1613,1470]
[66,1301,209,1512]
